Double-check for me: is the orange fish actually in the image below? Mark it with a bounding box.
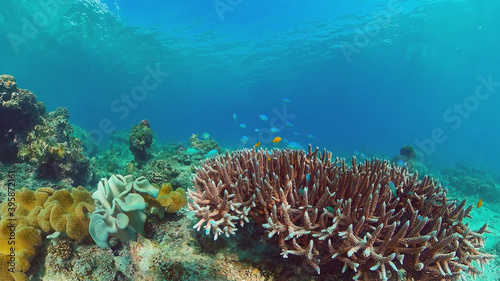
[272,136,281,143]
[254,141,260,148]
[477,198,483,209]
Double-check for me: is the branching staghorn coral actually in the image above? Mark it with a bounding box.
[188,146,494,280]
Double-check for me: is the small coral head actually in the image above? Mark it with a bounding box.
[141,119,150,127]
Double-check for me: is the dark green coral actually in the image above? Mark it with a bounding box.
[129,120,153,163]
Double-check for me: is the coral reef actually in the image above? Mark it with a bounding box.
[444,163,500,202]
[16,107,94,186]
[0,75,17,93]
[189,133,220,155]
[0,75,45,164]
[143,159,178,185]
[144,183,187,218]
[129,119,153,164]
[400,145,417,160]
[391,145,419,173]
[189,146,494,280]
[91,130,133,179]
[89,174,159,248]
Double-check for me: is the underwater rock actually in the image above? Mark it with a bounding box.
[17,107,94,186]
[0,75,46,164]
[189,134,220,154]
[400,144,417,160]
[0,74,17,94]
[444,163,500,202]
[129,119,153,164]
[391,144,420,173]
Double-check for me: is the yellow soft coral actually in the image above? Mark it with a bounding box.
[0,217,41,281]
[38,187,95,241]
[0,186,94,280]
[144,183,187,218]
[0,187,95,241]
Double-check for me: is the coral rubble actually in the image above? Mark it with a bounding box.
[188,146,494,280]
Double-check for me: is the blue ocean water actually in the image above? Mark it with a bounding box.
[2,0,500,171]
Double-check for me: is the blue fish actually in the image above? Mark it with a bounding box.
[204,149,218,158]
[239,123,246,129]
[283,98,292,103]
[240,136,249,143]
[233,114,237,122]
[270,127,280,133]
[288,142,302,149]
[285,122,294,128]
[388,182,397,196]
[306,173,310,182]
[307,134,315,139]
[259,114,269,121]
[396,159,406,168]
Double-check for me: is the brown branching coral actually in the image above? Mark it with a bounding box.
[188,146,494,280]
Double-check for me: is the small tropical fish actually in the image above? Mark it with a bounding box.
[270,127,280,133]
[288,142,302,149]
[272,136,281,143]
[306,173,310,182]
[259,114,269,121]
[239,123,246,129]
[307,134,315,139]
[204,149,218,158]
[396,159,406,168]
[233,114,238,122]
[285,122,294,128]
[283,98,292,103]
[254,141,260,147]
[293,132,299,135]
[388,182,397,196]
[241,136,249,143]
[254,129,260,132]
[477,199,483,209]
[201,132,210,139]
